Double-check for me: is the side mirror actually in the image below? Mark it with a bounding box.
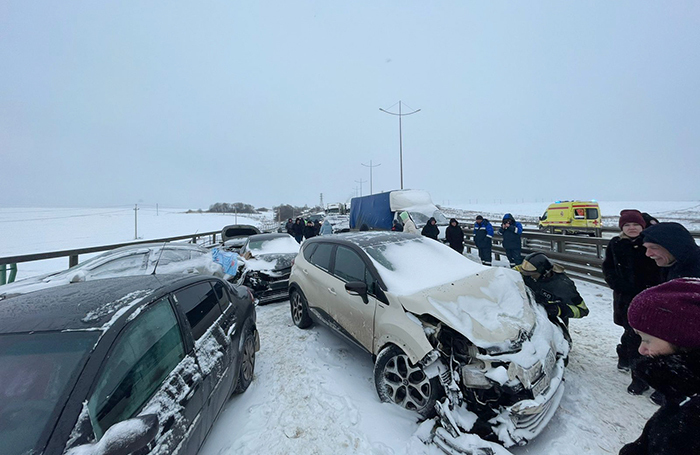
[74,414,159,455]
[345,281,369,304]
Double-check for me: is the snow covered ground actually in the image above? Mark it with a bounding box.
[1,202,698,454]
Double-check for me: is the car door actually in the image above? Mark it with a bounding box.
[326,245,379,352]
[79,296,206,455]
[172,280,234,439]
[299,242,336,319]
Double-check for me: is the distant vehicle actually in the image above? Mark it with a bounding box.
[221,224,261,251]
[538,200,602,236]
[0,243,225,301]
[234,233,300,304]
[288,232,569,449]
[349,189,448,238]
[326,203,347,215]
[0,274,258,455]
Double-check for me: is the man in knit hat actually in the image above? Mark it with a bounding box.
[620,278,700,454]
[642,222,700,281]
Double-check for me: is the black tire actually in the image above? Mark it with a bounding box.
[290,288,312,329]
[234,326,256,394]
[373,345,441,418]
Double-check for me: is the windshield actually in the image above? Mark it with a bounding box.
[247,237,300,255]
[363,236,482,295]
[0,331,99,455]
[409,209,448,226]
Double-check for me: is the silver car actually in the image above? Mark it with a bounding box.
[0,243,224,300]
[288,232,569,449]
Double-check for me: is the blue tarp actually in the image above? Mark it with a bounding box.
[349,192,394,230]
[211,248,239,275]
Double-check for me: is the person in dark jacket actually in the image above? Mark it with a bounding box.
[642,222,700,281]
[619,278,700,455]
[445,218,465,254]
[303,220,317,240]
[517,252,589,334]
[285,218,294,235]
[602,210,662,395]
[421,217,439,240]
[291,218,304,243]
[473,215,494,265]
[641,212,659,228]
[498,213,523,266]
[313,219,322,236]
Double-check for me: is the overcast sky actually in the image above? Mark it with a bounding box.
[1,1,698,210]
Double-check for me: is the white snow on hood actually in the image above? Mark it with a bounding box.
[397,267,536,351]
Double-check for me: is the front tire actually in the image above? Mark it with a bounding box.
[290,289,312,329]
[234,326,256,394]
[373,345,441,417]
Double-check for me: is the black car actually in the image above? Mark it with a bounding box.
[0,274,258,455]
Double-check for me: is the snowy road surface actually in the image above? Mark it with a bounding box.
[200,276,658,455]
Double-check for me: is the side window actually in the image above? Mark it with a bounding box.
[156,249,192,265]
[308,243,334,272]
[87,298,185,439]
[302,243,318,261]
[174,282,223,340]
[211,280,231,312]
[574,208,585,219]
[334,246,366,283]
[89,253,147,277]
[586,208,599,219]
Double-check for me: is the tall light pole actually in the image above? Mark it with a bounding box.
[361,160,381,195]
[355,179,367,197]
[380,100,420,189]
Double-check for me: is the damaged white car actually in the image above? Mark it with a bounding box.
[288,232,569,451]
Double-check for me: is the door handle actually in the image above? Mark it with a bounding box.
[181,374,202,404]
[327,287,336,295]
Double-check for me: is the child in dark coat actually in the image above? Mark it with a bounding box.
[602,210,661,394]
[620,278,700,455]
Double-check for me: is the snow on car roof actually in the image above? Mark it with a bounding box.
[347,232,483,295]
[0,275,192,333]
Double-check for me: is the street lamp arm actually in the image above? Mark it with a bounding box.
[379,108,421,116]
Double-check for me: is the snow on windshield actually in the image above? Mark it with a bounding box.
[249,237,300,255]
[365,237,482,295]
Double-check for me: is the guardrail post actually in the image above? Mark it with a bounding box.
[556,238,565,253]
[1,264,5,285]
[212,233,217,244]
[69,255,79,268]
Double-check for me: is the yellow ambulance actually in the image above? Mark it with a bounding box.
[538,201,602,235]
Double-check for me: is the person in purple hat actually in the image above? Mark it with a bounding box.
[619,278,700,455]
[603,209,662,394]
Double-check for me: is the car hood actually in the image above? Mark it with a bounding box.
[244,253,296,272]
[393,267,536,352]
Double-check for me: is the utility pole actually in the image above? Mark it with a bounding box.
[134,204,139,239]
[361,160,381,195]
[320,193,324,209]
[355,179,367,197]
[380,100,421,190]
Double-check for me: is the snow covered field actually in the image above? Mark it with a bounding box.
[1,202,698,454]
